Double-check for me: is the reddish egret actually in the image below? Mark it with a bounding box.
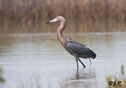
[46,16,96,69]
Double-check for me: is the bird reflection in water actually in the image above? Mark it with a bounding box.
[60,69,97,88]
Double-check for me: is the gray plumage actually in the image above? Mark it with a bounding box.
[66,38,96,59]
[47,16,96,69]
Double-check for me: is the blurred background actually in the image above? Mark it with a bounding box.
[0,0,126,33]
[0,0,126,88]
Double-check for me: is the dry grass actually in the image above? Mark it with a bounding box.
[0,0,126,33]
[0,0,126,22]
[106,65,126,88]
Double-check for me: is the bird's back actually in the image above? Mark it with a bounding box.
[66,38,96,59]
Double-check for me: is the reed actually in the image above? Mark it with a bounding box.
[0,0,126,22]
[0,0,126,33]
[106,65,126,88]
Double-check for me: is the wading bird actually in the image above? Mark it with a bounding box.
[46,16,96,69]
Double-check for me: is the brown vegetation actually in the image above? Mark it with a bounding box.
[0,0,126,33]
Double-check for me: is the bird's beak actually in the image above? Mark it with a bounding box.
[46,18,58,24]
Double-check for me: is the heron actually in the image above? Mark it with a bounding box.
[46,16,96,69]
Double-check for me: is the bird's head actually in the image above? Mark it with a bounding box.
[46,16,65,24]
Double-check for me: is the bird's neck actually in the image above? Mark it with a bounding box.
[57,21,67,49]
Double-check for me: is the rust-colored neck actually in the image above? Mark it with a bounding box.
[57,21,67,49]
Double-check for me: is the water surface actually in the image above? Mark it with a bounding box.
[0,32,126,88]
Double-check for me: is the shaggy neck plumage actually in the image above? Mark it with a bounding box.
[57,21,66,48]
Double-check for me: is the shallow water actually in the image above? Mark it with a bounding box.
[0,32,126,88]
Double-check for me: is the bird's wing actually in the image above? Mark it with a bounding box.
[66,38,79,44]
[66,41,96,58]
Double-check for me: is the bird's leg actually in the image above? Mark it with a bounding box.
[89,58,92,66]
[76,59,79,69]
[76,69,79,79]
[78,58,86,68]
[75,56,79,69]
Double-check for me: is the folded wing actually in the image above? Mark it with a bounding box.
[66,39,96,59]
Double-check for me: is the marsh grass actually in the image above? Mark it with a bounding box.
[106,65,126,88]
[0,0,126,33]
[0,0,126,22]
[0,67,5,88]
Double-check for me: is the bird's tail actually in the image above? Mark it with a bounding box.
[90,50,96,59]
